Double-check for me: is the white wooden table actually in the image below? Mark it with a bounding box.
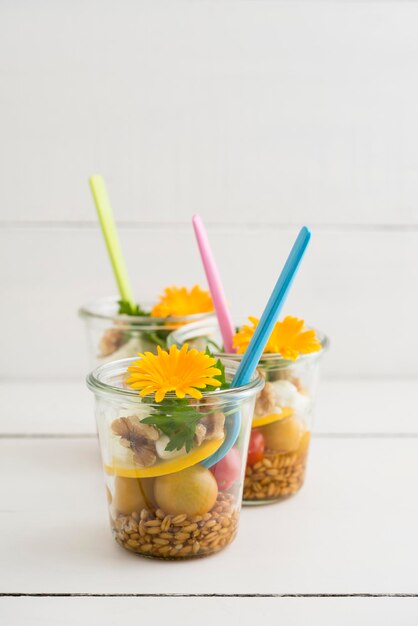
[2,0,418,622]
[1,380,418,624]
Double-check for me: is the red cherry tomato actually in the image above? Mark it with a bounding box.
[247,430,265,466]
[210,447,241,491]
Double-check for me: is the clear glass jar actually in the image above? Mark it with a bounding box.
[168,320,329,505]
[79,297,216,368]
[87,357,264,559]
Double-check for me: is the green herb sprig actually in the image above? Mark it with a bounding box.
[204,347,230,391]
[142,400,201,452]
[118,299,150,317]
[118,300,171,348]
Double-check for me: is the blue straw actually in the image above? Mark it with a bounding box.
[202,226,311,469]
[232,225,311,387]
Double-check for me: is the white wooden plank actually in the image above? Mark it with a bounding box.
[1,1,418,224]
[0,227,417,378]
[315,379,418,435]
[0,381,93,435]
[1,597,418,626]
[1,380,417,435]
[1,437,418,594]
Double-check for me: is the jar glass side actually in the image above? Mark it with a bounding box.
[87,358,263,558]
[80,297,216,368]
[168,318,329,505]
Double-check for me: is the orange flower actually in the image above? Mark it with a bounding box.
[126,344,222,402]
[151,285,214,318]
[233,316,321,360]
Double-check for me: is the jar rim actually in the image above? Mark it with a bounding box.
[86,355,265,403]
[168,319,330,365]
[79,295,216,325]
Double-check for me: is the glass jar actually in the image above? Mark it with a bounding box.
[79,297,216,368]
[168,320,329,505]
[87,357,264,559]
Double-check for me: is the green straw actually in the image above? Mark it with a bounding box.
[89,175,136,313]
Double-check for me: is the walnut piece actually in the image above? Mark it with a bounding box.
[194,423,207,446]
[199,411,225,441]
[111,416,159,467]
[291,377,304,393]
[99,327,125,357]
[254,382,277,417]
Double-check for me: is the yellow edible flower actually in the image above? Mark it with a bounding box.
[151,285,214,318]
[233,316,321,360]
[126,344,222,402]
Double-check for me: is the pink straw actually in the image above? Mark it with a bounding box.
[192,215,235,353]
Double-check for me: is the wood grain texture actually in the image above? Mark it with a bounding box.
[1,437,418,595]
[1,1,418,224]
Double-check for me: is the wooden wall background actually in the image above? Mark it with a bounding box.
[1,0,417,380]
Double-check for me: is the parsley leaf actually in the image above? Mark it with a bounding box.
[142,400,202,453]
[204,347,230,391]
[118,300,150,317]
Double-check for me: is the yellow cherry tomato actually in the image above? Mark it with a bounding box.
[113,476,146,515]
[262,416,303,453]
[154,465,218,516]
[298,431,311,455]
